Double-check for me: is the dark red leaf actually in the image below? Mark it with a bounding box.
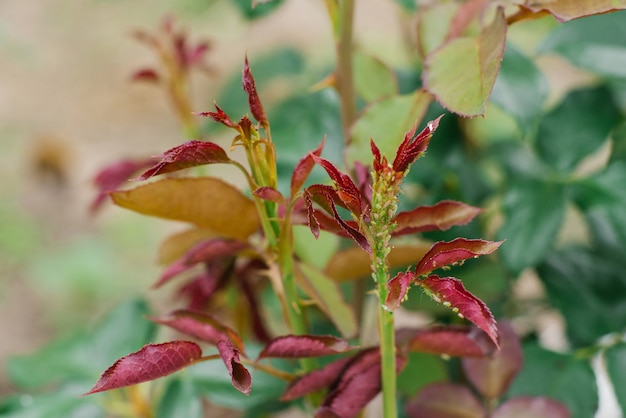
[136,140,231,180]
[150,309,244,351]
[259,335,354,359]
[177,268,227,311]
[153,238,246,288]
[392,116,443,173]
[195,103,236,128]
[90,158,154,213]
[242,55,268,127]
[317,348,406,418]
[217,339,252,395]
[385,271,417,310]
[131,68,160,83]
[462,321,523,400]
[281,356,353,401]
[312,155,365,218]
[370,139,387,175]
[397,324,496,357]
[492,397,570,418]
[236,260,272,343]
[405,382,485,418]
[253,186,285,204]
[418,275,498,347]
[84,341,202,395]
[393,201,482,236]
[291,140,325,197]
[414,238,503,277]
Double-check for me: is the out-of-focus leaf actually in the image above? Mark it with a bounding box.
[353,51,397,103]
[0,385,104,418]
[414,238,502,277]
[610,120,626,163]
[111,177,260,240]
[253,186,285,203]
[405,382,485,418]
[348,90,432,165]
[150,309,244,350]
[84,341,202,395]
[400,324,496,357]
[415,3,458,59]
[535,86,621,172]
[232,0,284,19]
[393,200,481,236]
[496,180,567,274]
[572,162,626,252]
[136,141,231,180]
[462,321,523,400]
[156,377,202,418]
[217,340,252,395]
[536,247,626,347]
[397,352,447,397]
[605,343,626,414]
[281,356,352,401]
[423,7,506,117]
[393,0,417,12]
[258,335,354,359]
[90,158,153,212]
[522,0,626,22]
[491,43,548,135]
[296,263,358,338]
[492,397,570,418]
[157,227,215,265]
[507,343,597,418]
[242,56,268,127]
[418,276,498,347]
[7,299,155,390]
[324,242,432,282]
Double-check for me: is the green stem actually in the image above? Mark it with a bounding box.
[377,281,397,418]
[336,0,356,145]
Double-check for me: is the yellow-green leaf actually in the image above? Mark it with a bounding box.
[522,0,626,22]
[324,242,432,282]
[423,7,506,117]
[296,263,358,338]
[348,89,432,165]
[415,3,458,59]
[354,51,398,103]
[111,177,259,240]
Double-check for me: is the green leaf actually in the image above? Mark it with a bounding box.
[536,247,626,347]
[297,262,358,338]
[0,385,104,418]
[397,352,447,397]
[540,10,626,78]
[353,51,398,103]
[605,343,626,414]
[491,43,548,135]
[496,180,567,274]
[415,2,458,59]
[535,86,621,173]
[347,90,432,165]
[573,162,626,251]
[232,0,284,19]
[610,120,626,163]
[423,7,506,117]
[157,377,203,418]
[507,343,597,418]
[7,299,155,390]
[293,226,339,270]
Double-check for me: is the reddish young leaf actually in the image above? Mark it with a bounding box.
[281,356,353,401]
[393,201,481,236]
[385,271,417,310]
[311,155,366,217]
[397,324,496,357]
[84,341,202,395]
[253,186,285,204]
[195,103,236,128]
[492,396,570,418]
[150,309,244,351]
[217,339,252,395]
[242,55,268,127]
[418,275,498,347]
[291,140,325,197]
[405,382,485,418]
[258,335,354,359]
[414,238,503,277]
[236,260,273,343]
[317,348,406,418]
[392,116,442,173]
[136,140,231,180]
[131,68,160,83]
[90,158,153,213]
[462,321,523,400]
[153,238,246,288]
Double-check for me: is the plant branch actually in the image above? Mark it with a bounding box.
[336,0,356,146]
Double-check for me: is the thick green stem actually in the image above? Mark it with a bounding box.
[336,0,356,145]
[377,280,397,418]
